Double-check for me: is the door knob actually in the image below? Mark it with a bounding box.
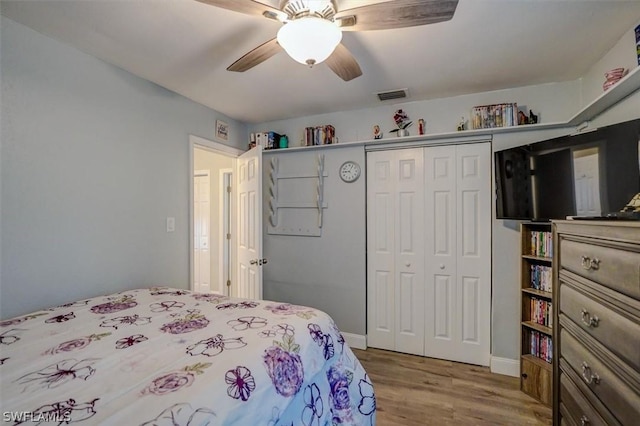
[249,259,258,265]
[405,261,411,267]
[439,264,445,270]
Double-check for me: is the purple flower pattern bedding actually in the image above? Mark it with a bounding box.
[0,288,376,425]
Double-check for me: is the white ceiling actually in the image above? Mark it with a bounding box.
[2,0,640,124]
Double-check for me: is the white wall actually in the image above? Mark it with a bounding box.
[0,17,246,319]
[193,148,234,293]
[249,81,581,144]
[580,18,640,107]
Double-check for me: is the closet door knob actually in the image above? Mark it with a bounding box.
[405,262,411,267]
[439,264,445,270]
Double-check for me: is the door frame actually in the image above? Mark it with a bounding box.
[219,168,233,296]
[189,135,243,293]
[194,169,211,293]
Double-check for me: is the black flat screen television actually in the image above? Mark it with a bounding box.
[495,118,640,220]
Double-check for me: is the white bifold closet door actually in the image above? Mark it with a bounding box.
[366,142,491,366]
[423,143,491,366]
[367,148,425,356]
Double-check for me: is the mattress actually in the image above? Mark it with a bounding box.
[0,287,376,425]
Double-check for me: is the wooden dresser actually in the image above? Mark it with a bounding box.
[553,220,640,426]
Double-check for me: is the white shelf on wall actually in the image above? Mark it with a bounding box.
[261,66,640,154]
[263,122,568,154]
[568,65,640,126]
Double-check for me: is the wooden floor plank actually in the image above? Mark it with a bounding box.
[353,348,552,426]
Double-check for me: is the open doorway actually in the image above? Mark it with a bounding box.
[189,135,242,295]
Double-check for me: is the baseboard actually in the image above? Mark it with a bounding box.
[490,356,520,377]
[343,333,367,350]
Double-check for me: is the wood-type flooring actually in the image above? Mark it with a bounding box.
[352,348,552,426]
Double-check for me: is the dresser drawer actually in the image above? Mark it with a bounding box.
[560,239,640,299]
[560,403,578,426]
[560,284,640,370]
[560,373,611,426]
[560,329,640,425]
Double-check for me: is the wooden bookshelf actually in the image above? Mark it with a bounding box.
[519,222,554,406]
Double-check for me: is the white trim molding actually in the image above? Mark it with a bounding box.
[343,333,367,350]
[188,134,242,292]
[490,356,520,377]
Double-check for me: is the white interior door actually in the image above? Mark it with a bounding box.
[394,148,425,355]
[424,143,491,366]
[424,146,457,360]
[367,151,395,351]
[573,149,602,216]
[194,171,211,293]
[236,147,263,300]
[367,148,425,355]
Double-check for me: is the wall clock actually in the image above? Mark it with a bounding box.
[339,161,361,183]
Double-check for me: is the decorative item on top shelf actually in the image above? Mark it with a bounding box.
[456,116,465,131]
[389,109,412,137]
[279,134,289,148]
[418,118,425,135]
[305,125,336,146]
[373,125,382,139]
[471,103,518,129]
[603,67,629,91]
[516,109,538,125]
[254,131,282,150]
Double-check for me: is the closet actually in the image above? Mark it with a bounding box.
[366,142,491,366]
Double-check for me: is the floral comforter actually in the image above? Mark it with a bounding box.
[0,287,376,425]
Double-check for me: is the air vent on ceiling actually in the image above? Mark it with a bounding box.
[376,88,408,101]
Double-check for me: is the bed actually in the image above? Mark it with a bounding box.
[0,287,376,425]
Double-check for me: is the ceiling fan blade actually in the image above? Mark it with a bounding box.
[325,43,362,81]
[227,38,282,72]
[336,0,458,31]
[196,0,286,21]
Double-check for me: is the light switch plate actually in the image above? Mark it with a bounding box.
[166,217,175,232]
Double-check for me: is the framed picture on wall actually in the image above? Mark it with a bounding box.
[216,119,229,142]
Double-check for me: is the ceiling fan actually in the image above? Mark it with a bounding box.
[197,0,459,81]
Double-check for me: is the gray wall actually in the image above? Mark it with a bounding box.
[0,17,246,319]
[262,146,366,335]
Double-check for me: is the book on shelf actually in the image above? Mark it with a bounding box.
[530,264,553,292]
[529,330,553,363]
[305,125,336,146]
[530,231,553,257]
[471,103,518,129]
[530,297,553,328]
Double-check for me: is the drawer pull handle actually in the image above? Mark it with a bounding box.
[581,362,600,385]
[580,309,600,327]
[580,415,590,426]
[580,256,601,271]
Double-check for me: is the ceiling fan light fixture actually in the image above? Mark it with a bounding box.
[277,17,342,66]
